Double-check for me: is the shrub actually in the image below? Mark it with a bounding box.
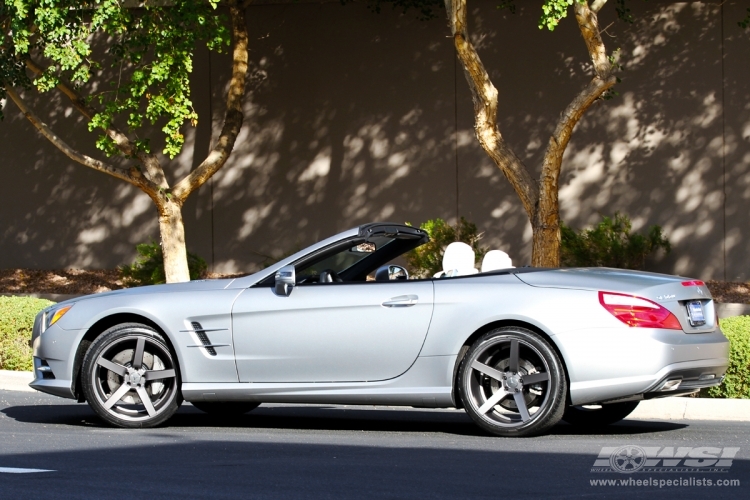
[119,241,207,287]
[561,212,670,270]
[405,217,488,278]
[701,316,750,399]
[0,296,55,371]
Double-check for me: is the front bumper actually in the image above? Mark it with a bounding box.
[28,317,83,400]
[29,356,76,399]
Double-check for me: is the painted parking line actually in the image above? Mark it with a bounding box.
[0,467,55,473]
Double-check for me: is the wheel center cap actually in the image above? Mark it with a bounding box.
[130,372,142,385]
[506,374,521,390]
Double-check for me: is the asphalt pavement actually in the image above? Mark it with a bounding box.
[0,389,748,499]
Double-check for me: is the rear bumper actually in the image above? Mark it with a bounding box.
[644,364,726,393]
[560,328,729,405]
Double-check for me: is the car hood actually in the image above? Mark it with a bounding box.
[58,278,239,306]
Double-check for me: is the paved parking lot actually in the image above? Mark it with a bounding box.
[0,390,748,499]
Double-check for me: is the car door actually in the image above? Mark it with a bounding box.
[231,280,434,383]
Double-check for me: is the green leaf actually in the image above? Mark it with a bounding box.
[701,316,750,399]
[560,212,671,270]
[404,217,488,278]
[1,0,230,158]
[119,240,207,286]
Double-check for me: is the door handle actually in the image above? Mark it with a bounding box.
[382,294,418,307]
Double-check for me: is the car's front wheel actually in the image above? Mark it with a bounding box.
[562,401,640,427]
[458,327,567,437]
[81,323,181,428]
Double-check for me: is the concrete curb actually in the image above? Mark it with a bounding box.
[1,369,748,421]
[627,397,749,422]
[0,370,34,392]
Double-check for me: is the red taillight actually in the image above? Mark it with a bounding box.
[599,291,682,330]
[681,280,704,287]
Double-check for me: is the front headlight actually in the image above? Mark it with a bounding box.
[42,304,74,332]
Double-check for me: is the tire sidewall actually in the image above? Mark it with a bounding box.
[81,323,181,428]
[459,327,567,437]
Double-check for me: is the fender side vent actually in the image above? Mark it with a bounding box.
[191,322,217,356]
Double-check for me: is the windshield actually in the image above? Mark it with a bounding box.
[296,236,394,282]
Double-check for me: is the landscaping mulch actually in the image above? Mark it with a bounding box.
[0,269,748,304]
[0,269,248,296]
[0,269,124,295]
[705,280,750,305]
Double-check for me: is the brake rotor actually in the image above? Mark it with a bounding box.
[485,358,544,411]
[105,348,165,404]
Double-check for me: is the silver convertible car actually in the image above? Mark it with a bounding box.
[30,223,729,436]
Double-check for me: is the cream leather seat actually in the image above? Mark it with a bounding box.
[481,250,514,272]
[434,242,478,278]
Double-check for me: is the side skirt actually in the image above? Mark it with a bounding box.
[182,355,457,408]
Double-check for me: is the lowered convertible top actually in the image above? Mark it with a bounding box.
[358,222,429,241]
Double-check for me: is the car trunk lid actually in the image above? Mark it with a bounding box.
[513,268,716,333]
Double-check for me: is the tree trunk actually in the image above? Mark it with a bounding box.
[445,0,617,269]
[158,200,191,283]
[9,3,250,284]
[531,206,560,268]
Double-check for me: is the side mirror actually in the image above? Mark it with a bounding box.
[274,265,296,296]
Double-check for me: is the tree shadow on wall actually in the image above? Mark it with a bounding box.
[456,1,746,279]
[1,2,747,280]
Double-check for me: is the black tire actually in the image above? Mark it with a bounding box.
[458,327,567,437]
[191,401,261,415]
[562,401,640,427]
[81,323,182,428]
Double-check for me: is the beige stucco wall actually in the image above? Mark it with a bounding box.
[0,1,748,280]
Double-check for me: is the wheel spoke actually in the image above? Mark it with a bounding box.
[471,360,505,382]
[136,386,156,417]
[96,358,127,377]
[144,369,176,381]
[103,383,132,410]
[522,372,549,385]
[513,392,531,421]
[132,337,145,370]
[509,339,519,372]
[478,388,509,414]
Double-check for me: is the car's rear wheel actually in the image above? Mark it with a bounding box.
[562,401,640,427]
[191,401,260,416]
[81,323,181,428]
[458,327,567,437]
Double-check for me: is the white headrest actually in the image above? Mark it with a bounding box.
[481,250,514,272]
[442,242,476,274]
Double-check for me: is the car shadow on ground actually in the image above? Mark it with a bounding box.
[1,402,688,436]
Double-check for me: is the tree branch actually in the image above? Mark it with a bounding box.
[445,0,538,219]
[172,1,249,202]
[538,1,617,219]
[5,86,160,196]
[574,1,612,79]
[590,0,608,14]
[24,57,169,189]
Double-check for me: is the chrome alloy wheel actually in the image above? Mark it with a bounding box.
[83,324,180,427]
[459,328,566,437]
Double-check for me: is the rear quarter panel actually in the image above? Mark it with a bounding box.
[422,274,728,402]
[421,274,619,369]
